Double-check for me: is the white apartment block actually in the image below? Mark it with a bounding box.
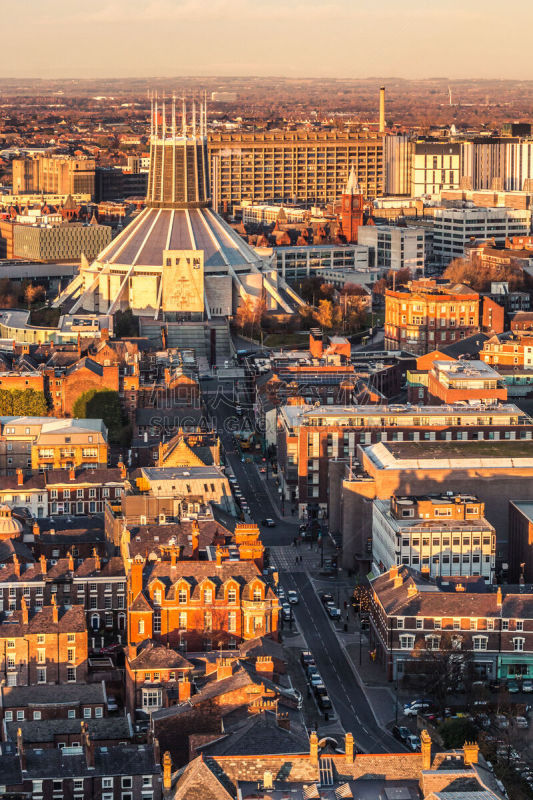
[256,243,369,282]
[433,207,531,264]
[372,495,496,582]
[411,142,461,198]
[357,225,425,271]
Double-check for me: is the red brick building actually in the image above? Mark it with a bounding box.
[125,639,195,716]
[384,279,480,355]
[127,552,279,651]
[45,357,120,416]
[0,597,87,686]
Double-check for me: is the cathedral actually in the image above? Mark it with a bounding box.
[58,97,298,323]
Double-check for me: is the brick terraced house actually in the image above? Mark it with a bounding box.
[370,565,533,682]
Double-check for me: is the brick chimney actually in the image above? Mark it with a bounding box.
[345,732,354,764]
[92,547,101,571]
[393,574,403,589]
[170,547,177,567]
[215,546,222,567]
[100,328,110,342]
[51,594,58,624]
[216,658,233,681]
[421,729,432,771]
[16,727,25,770]
[389,565,398,579]
[118,461,127,479]
[164,367,171,386]
[191,521,199,558]
[178,679,191,702]
[463,740,479,766]
[39,554,46,575]
[16,468,23,486]
[20,595,28,625]
[129,555,144,600]
[407,583,418,598]
[68,551,74,571]
[276,711,290,731]
[255,656,274,676]
[162,751,172,792]
[82,721,95,768]
[12,554,20,577]
[496,586,502,607]
[32,520,40,538]
[69,467,76,481]
[309,730,319,765]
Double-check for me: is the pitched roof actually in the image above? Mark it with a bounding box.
[171,756,234,800]
[198,711,309,757]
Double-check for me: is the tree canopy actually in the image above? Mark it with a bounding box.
[0,388,48,416]
[72,389,123,442]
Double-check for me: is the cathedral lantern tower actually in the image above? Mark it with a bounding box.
[341,166,364,243]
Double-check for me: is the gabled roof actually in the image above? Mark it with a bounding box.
[198,711,309,757]
[171,756,234,800]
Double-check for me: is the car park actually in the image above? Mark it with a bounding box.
[406,734,421,752]
[287,590,299,605]
[392,725,411,743]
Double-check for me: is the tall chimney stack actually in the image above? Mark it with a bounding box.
[379,86,386,134]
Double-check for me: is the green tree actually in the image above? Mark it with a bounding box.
[73,389,123,443]
[0,388,48,416]
[438,718,478,749]
[114,309,139,338]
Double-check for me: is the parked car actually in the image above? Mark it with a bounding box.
[282,604,292,621]
[309,673,324,688]
[314,683,328,698]
[262,518,276,527]
[277,587,286,600]
[406,734,421,752]
[522,679,533,693]
[106,696,119,712]
[515,716,529,729]
[392,725,411,743]
[287,590,299,605]
[318,694,332,711]
[300,650,314,667]
[495,715,509,729]
[320,592,334,606]
[508,680,520,694]
[403,700,431,717]
[326,606,341,620]
[285,688,303,709]
[307,664,319,679]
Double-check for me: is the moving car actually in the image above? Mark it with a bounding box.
[262,518,276,527]
[326,605,341,620]
[287,590,299,605]
[320,593,334,606]
[282,603,292,621]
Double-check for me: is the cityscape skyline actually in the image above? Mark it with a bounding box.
[4,0,533,80]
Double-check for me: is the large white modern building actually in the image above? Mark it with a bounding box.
[433,207,531,263]
[357,225,426,271]
[372,493,496,582]
[410,141,461,198]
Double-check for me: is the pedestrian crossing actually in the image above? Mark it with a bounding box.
[269,545,324,573]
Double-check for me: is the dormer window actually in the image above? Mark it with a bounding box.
[253,587,262,602]
[178,589,187,604]
[228,588,237,603]
[203,589,212,604]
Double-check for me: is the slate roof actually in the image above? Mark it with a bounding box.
[2,682,105,708]
[0,603,86,636]
[6,715,132,744]
[145,560,272,602]
[198,711,309,757]
[23,743,160,779]
[129,640,194,671]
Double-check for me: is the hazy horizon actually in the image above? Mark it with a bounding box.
[4,0,533,81]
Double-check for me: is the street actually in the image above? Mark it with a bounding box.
[202,370,402,753]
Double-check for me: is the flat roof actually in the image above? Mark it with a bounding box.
[434,360,502,379]
[363,440,533,471]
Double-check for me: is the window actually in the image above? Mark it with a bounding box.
[138,619,145,635]
[227,588,237,603]
[95,706,103,718]
[37,668,46,683]
[502,620,509,631]
[396,618,404,629]
[204,612,212,631]
[228,611,236,632]
[142,689,162,708]
[473,636,488,651]
[7,639,15,649]
[84,707,91,718]
[33,711,41,720]
[68,709,76,719]
[487,618,494,630]
[434,618,441,629]
[74,779,84,791]
[203,588,212,604]
[33,782,43,795]
[513,638,525,652]
[53,780,62,791]
[67,667,76,682]
[37,649,46,664]
[102,778,113,789]
[67,648,75,663]
[178,611,187,629]
[516,620,524,631]
[178,589,187,604]
[399,635,415,650]
[4,711,12,721]
[416,619,423,629]
[426,635,440,650]
[253,588,262,602]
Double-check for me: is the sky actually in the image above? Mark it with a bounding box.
[2,0,533,80]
